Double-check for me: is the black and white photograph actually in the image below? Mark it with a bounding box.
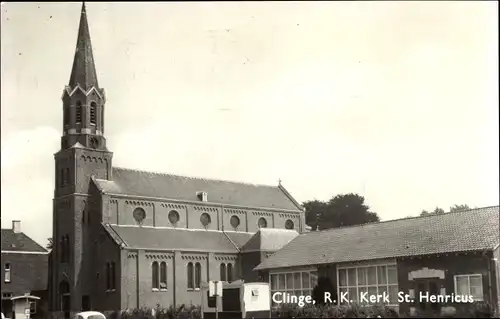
[1,1,499,318]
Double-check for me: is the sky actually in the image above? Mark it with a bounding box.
[1,1,498,247]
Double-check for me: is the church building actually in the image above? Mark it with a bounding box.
[50,3,305,317]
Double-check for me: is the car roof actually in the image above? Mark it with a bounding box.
[75,312,105,317]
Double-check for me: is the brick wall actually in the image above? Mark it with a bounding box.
[107,196,303,233]
[397,252,498,316]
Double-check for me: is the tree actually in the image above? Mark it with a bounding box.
[449,204,471,213]
[420,204,472,216]
[304,193,380,231]
[46,237,53,250]
[420,207,445,216]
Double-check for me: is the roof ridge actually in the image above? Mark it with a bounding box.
[223,231,241,252]
[112,166,279,188]
[310,205,499,234]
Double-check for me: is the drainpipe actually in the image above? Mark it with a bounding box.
[483,251,493,306]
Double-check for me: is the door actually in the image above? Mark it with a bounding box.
[81,296,90,312]
[415,278,441,315]
[62,295,70,319]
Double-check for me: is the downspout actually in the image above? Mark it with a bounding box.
[483,251,493,307]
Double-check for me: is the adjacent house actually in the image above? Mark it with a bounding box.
[1,221,50,319]
[254,206,500,316]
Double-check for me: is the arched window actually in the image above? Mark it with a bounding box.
[90,102,97,125]
[160,262,167,289]
[187,262,194,289]
[110,262,116,290]
[64,168,70,185]
[60,235,70,263]
[258,217,268,228]
[106,262,110,290]
[65,236,70,262]
[64,109,69,126]
[60,169,65,187]
[60,237,65,262]
[152,261,159,289]
[76,101,82,124]
[285,219,294,230]
[195,263,202,289]
[227,263,233,283]
[101,107,104,132]
[220,263,227,281]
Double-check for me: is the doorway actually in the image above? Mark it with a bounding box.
[414,278,441,315]
[59,281,70,319]
[82,295,91,312]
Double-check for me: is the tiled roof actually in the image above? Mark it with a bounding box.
[1,229,47,253]
[255,206,500,270]
[92,167,302,211]
[104,224,241,253]
[241,228,299,252]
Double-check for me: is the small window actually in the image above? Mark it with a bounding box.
[133,208,146,225]
[29,301,36,314]
[160,262,167,289]
[4,263,11,283]
[220,263,227,281]
[227,263,233,283]
[195,262,202,289]
[230,215,240,229]
[106,263,111,290]
[90,102,97,125]
[187,262,194,289]
[152,262,159,290]
[200,213,211,227]
[64,109,69,126]
[60,168,65,186]
[110,262,116,290]
[285,219,294,230]
[64,168,70,185]
[76,101,82,124]
[258,217,268,228]
[168,210,180,225]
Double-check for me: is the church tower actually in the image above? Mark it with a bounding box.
[51,2,112,316]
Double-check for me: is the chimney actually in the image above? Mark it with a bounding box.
[12,220,21,233]
[197,191,208,202]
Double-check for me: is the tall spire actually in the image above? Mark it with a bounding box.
[69,2,98,90]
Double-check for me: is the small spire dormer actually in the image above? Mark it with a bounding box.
[60,2,107,151]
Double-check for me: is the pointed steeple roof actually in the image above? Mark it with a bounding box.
[69,2,99,90]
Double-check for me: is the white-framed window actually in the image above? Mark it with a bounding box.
[269,269,319,308]
[454,274,483,301]
[4,263,11,283]
[337,263,398,306]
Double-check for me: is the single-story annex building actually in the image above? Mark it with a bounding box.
[254,206,500,317]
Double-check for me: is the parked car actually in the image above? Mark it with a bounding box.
[73,311,106,319]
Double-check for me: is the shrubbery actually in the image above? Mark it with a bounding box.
[107,301,498,318]
[109,304,201,319]
[274,303,398,318]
